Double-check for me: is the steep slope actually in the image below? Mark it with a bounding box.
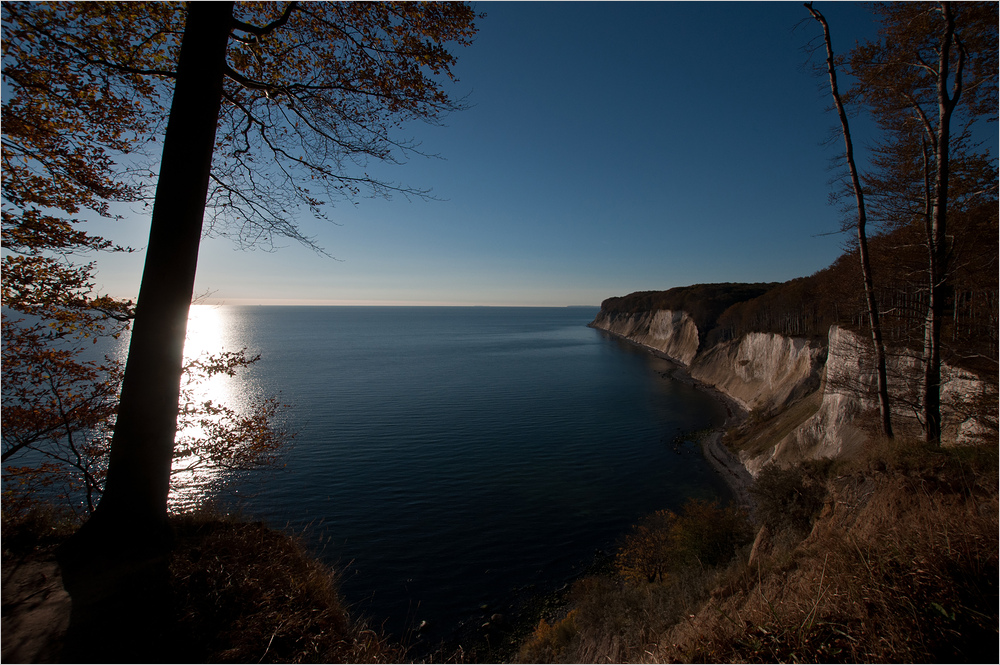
[589,308,700,365]
[591,286,996,478]
[689,332,825,413]
[656,448,999,663]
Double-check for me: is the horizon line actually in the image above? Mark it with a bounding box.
[193,298,600,308]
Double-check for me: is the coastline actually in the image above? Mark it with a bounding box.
[589,324,754,506]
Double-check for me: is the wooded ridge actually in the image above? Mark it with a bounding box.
[598,213,998,374]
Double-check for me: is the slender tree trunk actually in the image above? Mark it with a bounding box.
[807,3,894,439]
[923,181,946,443]
[923,2,960,445]
[58,5,234,641]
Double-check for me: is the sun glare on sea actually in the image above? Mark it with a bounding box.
[170,305,243,511]
[184,304,226,361]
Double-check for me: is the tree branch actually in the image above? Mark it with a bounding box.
[231,2,298,39]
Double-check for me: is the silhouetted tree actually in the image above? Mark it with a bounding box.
[2,0,303,523]
[5,0,477,536]
[4,3,477,651]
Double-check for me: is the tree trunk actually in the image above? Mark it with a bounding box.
[807,3,894,439]
[923,2,959,445]
[58,6,234,657]
[94,0,234,530]
[95,0,234,530]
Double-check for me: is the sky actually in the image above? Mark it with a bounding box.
[90,1,894,307]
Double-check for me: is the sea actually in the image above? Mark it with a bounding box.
[124,306,733,647]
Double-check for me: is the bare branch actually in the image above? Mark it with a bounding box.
[231,2,298,39]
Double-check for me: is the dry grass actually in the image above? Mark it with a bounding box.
[517,566,740,664]
[659,440,998,663]
[516,500,755,664]
[2,506,401,663]
[1,502,78,557]
[169,510,401,663]
[516,439,998,664]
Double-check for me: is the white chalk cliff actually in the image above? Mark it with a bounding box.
[689,333,825,414]
[591,311,994,478]
[743,325,996,476]
[589,309,701,366]
[590,309,825,415]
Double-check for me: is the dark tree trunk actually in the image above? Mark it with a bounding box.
[93,0,234,533]
[58,4,234,659]
[923,2,960,445]
[807,3,894,439]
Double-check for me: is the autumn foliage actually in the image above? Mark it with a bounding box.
[1,332,294,520]
[5,2,481,538]
[615,499,752,585]
[1,3,300,521]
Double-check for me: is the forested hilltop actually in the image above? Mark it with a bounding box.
[598,283,777,347]
[600,204,998,371]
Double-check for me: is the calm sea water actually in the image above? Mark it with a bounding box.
[140,306,731,644]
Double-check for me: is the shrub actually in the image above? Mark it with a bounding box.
[516,500,754,663]
[517,610,578,663]
[169,511,399,663]
[615,510,676,584]
[672,499,754,567]
[615,499,752,584]
[0,490,76,555]
[750,464,827,532]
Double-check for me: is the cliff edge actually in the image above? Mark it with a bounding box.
[590,308,700,365]
[590,285,995,482]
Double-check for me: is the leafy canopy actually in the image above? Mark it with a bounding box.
[2,1,477,517]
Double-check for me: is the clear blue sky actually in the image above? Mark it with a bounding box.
[92,1,888,307]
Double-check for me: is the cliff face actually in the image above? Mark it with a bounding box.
[592,308,995,478]
[689,333,825,413]
[740,326,868,475]
[590,310,825,414]
[741,325,996,475]
[589,309,700,366]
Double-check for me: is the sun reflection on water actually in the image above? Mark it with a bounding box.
[184,304,227,361]
[169,305,247,512]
